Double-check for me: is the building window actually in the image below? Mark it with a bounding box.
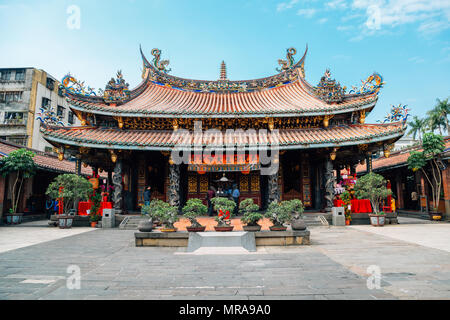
[4,112,25,125]
[15,69,26,81]
[0,91,22,103]
[46,77,55,91]
[57,105,65,118]
[42,97,51,109]
[0,70,12,81]
[7,136,27,146]
[68,110,74,124]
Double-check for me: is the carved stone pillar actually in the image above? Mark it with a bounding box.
[324,159,335,212]
[268,171,280,203]
[366,153,373,173]
[112,160,123,214]
[168,164,180,207]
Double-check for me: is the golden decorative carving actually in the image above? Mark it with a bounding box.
[323,114,334,128]
[251,174,260,191]
[358,144,369,152]
[240,175,249,192]
[359,110,366,124]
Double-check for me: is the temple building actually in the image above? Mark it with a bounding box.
[39,46,407,214]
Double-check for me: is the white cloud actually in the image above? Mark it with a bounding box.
[277,0,299,12]
[409,56,426,63]
[351,0,450,34]
[318,18,328,24]
[297,8,317,18]
[326,0,348,10]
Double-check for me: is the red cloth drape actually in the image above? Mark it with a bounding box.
[78,202,113,216]
[333,199,372,213]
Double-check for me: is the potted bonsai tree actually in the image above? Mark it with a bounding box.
[407,132,446,220]
[0,149,36,225]
[182,198,208,232]
[286,199,306,230]
[239,198,263,231]
[354,172,392,227]
[264,201,293,231]
[46,174,93,228]
[159,206,179,232]
[141,199,167,227]
[211,197,236,232]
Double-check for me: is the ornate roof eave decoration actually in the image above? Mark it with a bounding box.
[313,69,346,103]
[139,45,308,93]
[103,70,131,105]
[40,122,406,152]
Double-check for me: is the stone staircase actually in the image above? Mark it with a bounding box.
[302,213,332,227]
[119,215,149,230]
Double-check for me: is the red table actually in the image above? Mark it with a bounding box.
[78,201,113,216]
[333,199,372,213]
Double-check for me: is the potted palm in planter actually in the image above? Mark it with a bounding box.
[182,199,207,232]
[354,172,392,227]
[46,174,93,228]
[211,197,236,232]
[0,149,36,225]
[407,132,446,220]
[265,201,293,231]
[239,199,263,231]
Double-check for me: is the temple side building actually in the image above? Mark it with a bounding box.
[39,46,407,214]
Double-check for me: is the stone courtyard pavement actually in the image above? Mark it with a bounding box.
[0,218,449,300]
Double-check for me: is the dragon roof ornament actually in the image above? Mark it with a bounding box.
[349,72,384,95]
[139,45,308,93]
[36,107,65,126]
[61,74,99,97]
[277,48,297,72]
[378,104,410,125]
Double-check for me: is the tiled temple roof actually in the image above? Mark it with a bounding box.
[67,77,378,118]
[357,137,450,173]
[40,123,406,151]
[62,46,381,118]
[0,139,92,175]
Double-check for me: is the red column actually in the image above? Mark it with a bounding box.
[396,179,404,209]
[0,176,5,222]
[442,167,450,219]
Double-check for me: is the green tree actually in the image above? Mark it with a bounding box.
[46,174,93,214]
[433,98,450,135]
[0,149,36,214]
[182,198,207,228]
[239,198,262,226]
[407,132,445,211]
[354,173,392,214]
[408,116,426,140]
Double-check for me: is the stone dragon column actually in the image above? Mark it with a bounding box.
[268,171,280,203]
[112,159,123,214]
[168,164,180,208]
[324,159,335,212]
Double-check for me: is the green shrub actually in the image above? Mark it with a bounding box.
[239,199,262,226]
[265,199,304,226]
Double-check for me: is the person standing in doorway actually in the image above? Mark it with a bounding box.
[232,184,240,215]
[207,186,215,216]
[143,186,152,206]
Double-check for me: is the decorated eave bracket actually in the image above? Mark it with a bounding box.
[60,70,131,107]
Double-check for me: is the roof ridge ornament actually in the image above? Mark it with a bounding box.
[378,104,410,125]
[151,48,171,73]
[314,69,345,103]
[277,48,297,72]
[61,74,99,97]
[349,72,384,95]
[219,61,227,80]
[103,70,130,105]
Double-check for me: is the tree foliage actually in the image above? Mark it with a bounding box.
[354,173,392,214]
[239,198,262,226]
[182,198,207,227]
[265,199,304,226]
[407,132,445,211]
[0,149,36,213]
[46,174,93,215]
[141,199,179,228]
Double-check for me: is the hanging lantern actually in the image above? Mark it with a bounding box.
[169,157,174,165]
[197,170,206,175]
[111,152,117,163]
[330,148,338,161]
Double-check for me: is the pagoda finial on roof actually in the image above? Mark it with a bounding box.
[219,61,227,80]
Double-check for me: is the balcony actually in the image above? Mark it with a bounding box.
[2,118,26,126]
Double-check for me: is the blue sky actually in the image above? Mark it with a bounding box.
[0,0,449,122]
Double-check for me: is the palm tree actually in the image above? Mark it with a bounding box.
[408,116,426,140]
[434,98,450,135]
[427,108,446,135]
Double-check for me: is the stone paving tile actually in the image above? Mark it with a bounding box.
[1,223,449,300]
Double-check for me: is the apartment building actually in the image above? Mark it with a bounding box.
[0,68,78,152]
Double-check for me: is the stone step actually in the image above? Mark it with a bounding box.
[187,232,256,253]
